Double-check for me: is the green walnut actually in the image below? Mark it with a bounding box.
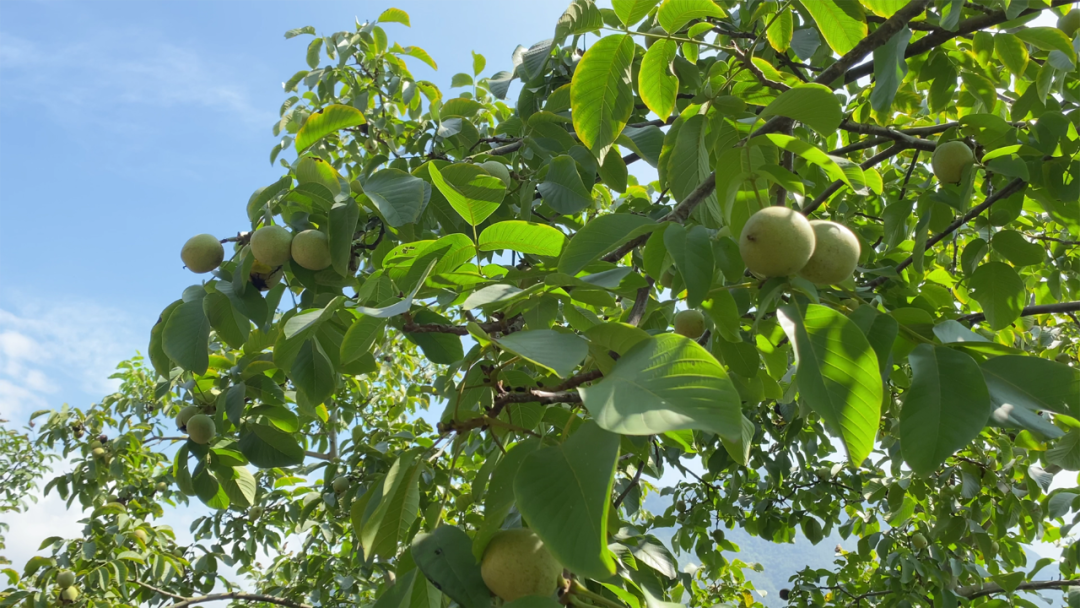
[673,310,705,339]
[56,570,76,589]
[1059,10,1080,37]
[332,476,350,493]
[481,528,562,602]
[738,206,816,278]
[175,405,200,430]
[912,532,928,550]
[291,229,332,271]
[479,160,512,187]
[60,586,79,602]
[181,234,224,274]
[644,25,666,49]
[249,225,293,267]
[798,221,861,286]
[249,505,264,519]
[186,414,216,445]
[91,447,106,459]
[155,481,168,492]
[931,140,974,184]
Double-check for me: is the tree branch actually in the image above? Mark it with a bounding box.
[166,592,314,608]
[844,0,1075,83]
[958,302,1080,324]
[402,315,522,336]
[613,459,645,511]
[803,144,910,215]
[839,119,937,152]
[817,0,932,86]
[958,578,1080,600]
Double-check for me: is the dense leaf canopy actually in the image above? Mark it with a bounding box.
[5,1,1080,607]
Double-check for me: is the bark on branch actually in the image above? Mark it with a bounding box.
[817,0,932,87]
[165,592,314,608]
[959,302,1080,324]
[957,578,1080,600]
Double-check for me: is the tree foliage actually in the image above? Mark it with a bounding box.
[4,1,1080,606]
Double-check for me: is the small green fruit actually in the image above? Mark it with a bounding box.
[1056,352,1073,363]
[175,405,200,430]
[181,234,224,274]
[659,268,675,289]
[133,529,148,544]
[249,225,293,267]
[798,221,861,285]
[676,499,688,512]
[931,141,974,184]
[479,160,511,187]
[156,481,168,492]
[186,414,216,445]
[332,476,350,493]
[250,260,284,291]
[249,506,264,519]
[912,532,928,550]
[88,440,102,449]
[481,529,562,602]
[291,229,332,271]
[815,466,832,480]
[739,206,816,278]
[91,447,106,458]
[56,570,76,588]
[711,529,725,544]
[60,586,79,602]
[673,310,705,339]
[644,25,666,49]
[1059,10,1080,37]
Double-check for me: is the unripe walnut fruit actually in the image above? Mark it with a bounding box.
[673,310,705,339]
[738,206,816,277]
[912,532,928,550]
[56,571,75,588]
[60,587,79,602]
[481,528,562,602]
[249,225,293,267]
[291,230,332,271]
[186,414,216,445]
[175,405,200,430]
[181,234,224,274]
[798,221,861,285]
[931,141,974,184]
[332,476,350,493]
[479,160,511,187]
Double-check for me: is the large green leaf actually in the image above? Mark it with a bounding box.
[411,526,490,608]
[558,213,661,275]
[428,163,505,226]
[656,0,726,33]
[579,334,743,440]
[750,135,865,191]
[570,34,635,152]
[329,200,360,276]
[217,465,256,508]
[1014,27,1076,67]
[981,355,1079,434]
[405,309,464,365]
[797,0,867,56]
[238,423,305,468]
[514,421,619,580]
[667,115,718,221]
[362,169,431,228]
[473,439,541,560]
[900,344,991,475]
[994,33,1028,77]
[777,304,882,466]
[664,224,713,308]
[371,569,440,608]
[612,0,660,26]
[869,27,910,113]
[537,155,592,215]
[478,221,567,257]
[360,453,422,560]
[759,84,844,135]
[163,294,211,375]
[291,338,336,406]
[639,39,678,121]
[202,292,249,350]
[149,300,182,378]
[968,262,1025,330]
[340,315,387,364]
[295,104,366,151]
[494,329,588,378]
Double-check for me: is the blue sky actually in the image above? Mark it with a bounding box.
[0,0,607,571]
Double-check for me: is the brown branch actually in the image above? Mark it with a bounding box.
[867,178,1026,288]
[730,45,790,92]
[627,281,652,327]
[845,0,1075,83]
[135,581,188,601]
[166,592,314,608]
[839,119,937,152]
[958,578,1080,600]
[802,144,909,215]
[403,315,522,336]
[817,0,932,86]
[829,136,889,156]
[958,302,1080,324]
[613,459,645,511]
[220,232,251,245]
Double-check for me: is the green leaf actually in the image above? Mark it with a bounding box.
[639,39,679,121]
[968,262,1025,330]
[341,315,387,364]
[291,338,336,406]
[193,465,229,509]
[664,224,713,308]
[555,0,604,42]
[612,0,660,26]
[360,170,429,228]
[752,134,865,192]
[329,201,360,276]
[570,34,636,153]
[777,304,882,466]
[306,38,323,69]
[400,46,437,70]
[238,423,305,468]
[797,0,867,56]
[284,26,316,39]
[760,83,843,135]
[163,295,211,375]
[295,104,366,152]
[994,33,1028,77]
[360,453,422,560]
[474,439,541,560]
[203,292,250,350]
[218,466,257,508]
[657,0,726,33]
[411,526,490,608]
[405,309,463,365]
[514,421,619,579]
[870,27,910,113]
[766,7,793,52]
[149,300,181,378]
[991,230,1044,267]
[537,155,592,215]
[428,164,505,226]
[378,8,411,26]
[900,345,991,475]
[478,221,567,257]
[1014,27,1076,66]
[559,213,660,275]
[580,334,743,440]
[494,330,588,378]
[982,355,1080,420]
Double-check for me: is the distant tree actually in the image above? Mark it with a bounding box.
[5,1,1080,606]
[0,423,56,563]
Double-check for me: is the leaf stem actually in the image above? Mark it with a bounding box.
[569,581,627,608]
